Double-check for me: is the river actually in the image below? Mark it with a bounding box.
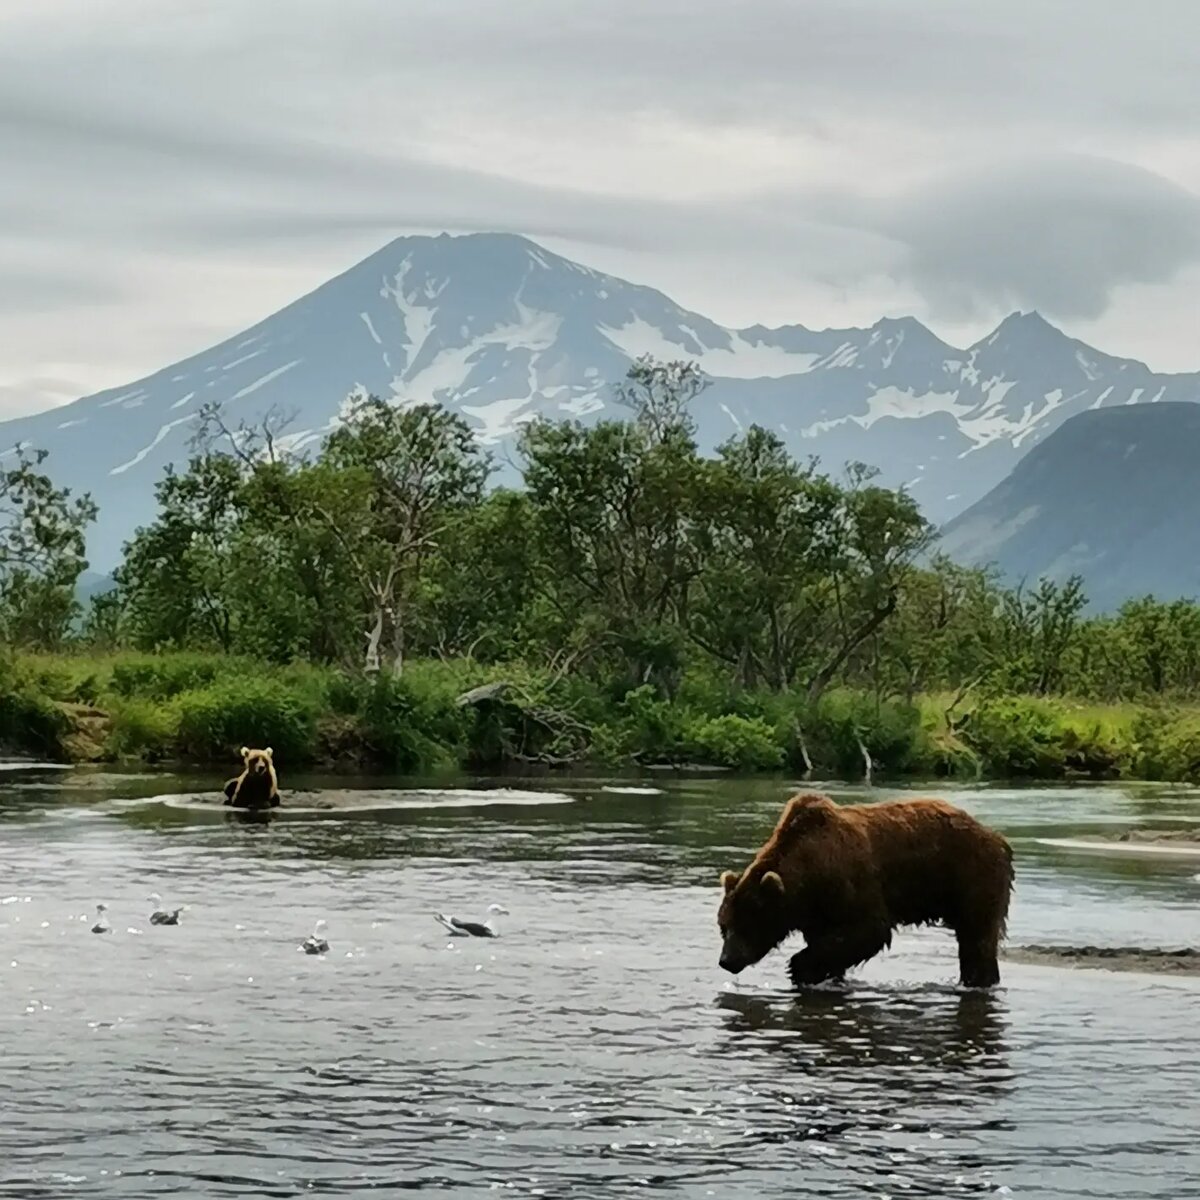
[2,767,1198,1197]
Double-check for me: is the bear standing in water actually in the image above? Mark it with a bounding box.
[223,746,281,810]
[717,792,1014,989]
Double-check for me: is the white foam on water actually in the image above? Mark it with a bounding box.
[0,762,71,773]
[600,785,665,796]
[1037,836,1200,860]
[142,787,578,814]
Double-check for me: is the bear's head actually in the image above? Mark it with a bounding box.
[716,866,789,975]
[240,746,274,777]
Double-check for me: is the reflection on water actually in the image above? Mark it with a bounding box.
[1,767,1198,1197]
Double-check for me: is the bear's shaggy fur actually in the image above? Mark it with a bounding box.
[223,746,280,810]
[717,792,1014,988]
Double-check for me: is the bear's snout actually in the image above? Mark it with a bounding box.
[718,933,753,974]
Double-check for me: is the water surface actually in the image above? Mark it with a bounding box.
[2,769,1198,1197]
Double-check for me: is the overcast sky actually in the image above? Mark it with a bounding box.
[3,0,1199,418]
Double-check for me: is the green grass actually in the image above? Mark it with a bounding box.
[7,649,1200,781]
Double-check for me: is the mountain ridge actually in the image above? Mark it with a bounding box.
[3,230,1199,570]
[937,401,1200,610]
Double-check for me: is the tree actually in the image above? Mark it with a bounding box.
[996,575,1087,695]
[412,489,539,661]
[0,444,96,648]
[687,426,841,690]
[318,395,491,675]
[873,557,1006,705]
[520,359,709,692]
[115,454,243,650]
[806,463,933,703]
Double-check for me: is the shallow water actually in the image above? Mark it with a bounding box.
[2,768,1199,1197]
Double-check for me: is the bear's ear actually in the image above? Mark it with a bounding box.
[240,746,250,760]
[720,870,740,894]
[761,870,785,896]
[264,747,273,760]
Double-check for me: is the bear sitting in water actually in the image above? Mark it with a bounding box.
[223,746,280,810]
[716,792,1014,989]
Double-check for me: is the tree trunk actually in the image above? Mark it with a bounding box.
[390,598,406,679]
[768,605,785,692]
[364,606,384,675]
[805,590,898,706]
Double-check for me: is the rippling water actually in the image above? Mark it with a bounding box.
[2,768,1198,1197]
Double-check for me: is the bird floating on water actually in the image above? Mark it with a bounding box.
[148,893,185,925]
[91,903,111,934]
[301,920,329,955]
[434,904,509,938]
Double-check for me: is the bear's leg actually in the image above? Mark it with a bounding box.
[956,925,1002,988]
[222,777,239,806]
[788,923,892,988]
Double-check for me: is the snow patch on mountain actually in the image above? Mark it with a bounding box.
[600,316,819,379]
[111,414,198,476]
[230,360,303,402]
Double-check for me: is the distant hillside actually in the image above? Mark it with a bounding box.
[937,402,1200,610]
[76,571,115,602]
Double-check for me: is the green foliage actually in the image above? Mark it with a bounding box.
[104,696,178,761]
[805,690,928,775]
[9,355,1200,781]
[358,669,472,771]
[685,713,784,770]
[0,656,70,756]
[1125,707,1200,781]
[0,444,95,651]
[174,677,317,762]
[109,653,238,700]
[959,697,1068,777]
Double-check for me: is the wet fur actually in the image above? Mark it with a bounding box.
[717,792,1014,989]
[223,746,280,810]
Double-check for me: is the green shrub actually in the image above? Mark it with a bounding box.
[685,713,784,770]
[110,653,235,701]
[614,684,693,761]
[324,670,367,717]
[105,696,178,761]
[359,671,471,771]
[1126,707,1200,780]
[801,690,925,775]
[0,685,69,757]
[959,697,1066,777]
[174,677,316,762]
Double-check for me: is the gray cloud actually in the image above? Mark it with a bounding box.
[0,269,126,314]
[854,155,1200,321]
[1,0,1200,416]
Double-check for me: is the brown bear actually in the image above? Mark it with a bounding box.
[717,792,1014,989]
[222,746,281,810]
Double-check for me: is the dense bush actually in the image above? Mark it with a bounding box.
[959,697,1068,777]
[174,677,317,762]
[685,713,784,770]
[8,648,1200,783]
[109,653,240,701]
[0,663,70,756]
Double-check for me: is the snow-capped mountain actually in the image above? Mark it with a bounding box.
[3,231,1199,571]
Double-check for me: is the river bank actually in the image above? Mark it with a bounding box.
[7,650,1200,783]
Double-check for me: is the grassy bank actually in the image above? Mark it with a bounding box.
[4,650,1200,782]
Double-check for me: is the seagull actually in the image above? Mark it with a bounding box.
[434,904,509,938]
[301,919,329,955]
[91,903,111,934]
[148,893,185,925]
